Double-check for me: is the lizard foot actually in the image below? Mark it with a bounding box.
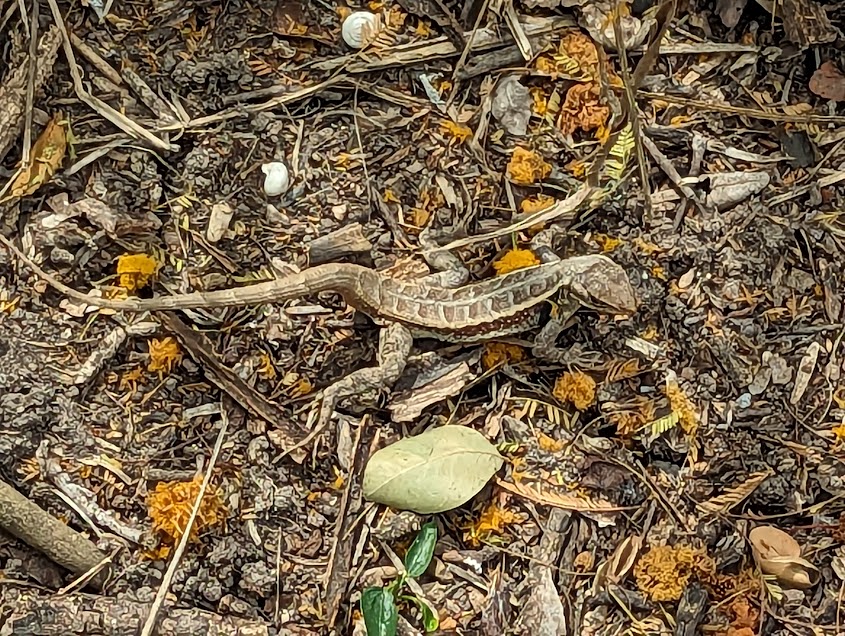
[532,316,604,367]
[532,342,604,367]
[283,322,413,457]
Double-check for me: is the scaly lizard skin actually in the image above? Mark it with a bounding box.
[0,232,637,454]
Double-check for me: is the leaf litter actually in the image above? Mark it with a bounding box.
[1,0,845,634]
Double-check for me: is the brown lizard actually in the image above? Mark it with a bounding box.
[0,232,637,451]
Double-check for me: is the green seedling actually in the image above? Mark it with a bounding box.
[361,521,439,635]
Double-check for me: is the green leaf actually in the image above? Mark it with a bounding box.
[401,594,440,632]
[361,587,398,636]
[363,426,504,514]
[418,600,439,632]
[404,522,437,578]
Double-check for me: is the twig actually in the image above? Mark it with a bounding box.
[156,312,307,459]
[68,32,124,86]
[430,183,594,253]
[139,408,229,636]
[611,1,651,216]
[452,0,490,80]
[352,84,375,227]
[21,0,38,166]
[639,134,709,227]
[0,26,61,164]
[0,479,109,590]
[638,91,845,125]
[0,0,19,32]
[323,416,373,626]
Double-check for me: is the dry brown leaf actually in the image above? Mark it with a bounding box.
[605,535,642,585]
[749,525,819,589]
[506,147,551,185]
[496,478,622,513]
[809,61,845,101]
[553,371,596,410]
[633,544,711,602]
[699,470,771,514]
[9,113,67,198]
[492,249,540,275]
[790,341,821,404]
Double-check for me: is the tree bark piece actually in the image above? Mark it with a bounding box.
[0,27,61,163]
[0,480,109,590]
[307,223,372,266]
[0,589,269,636]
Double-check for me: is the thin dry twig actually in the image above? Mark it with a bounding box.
[139,408,229,636]
[21,0,39,166]
[611,2,651,216]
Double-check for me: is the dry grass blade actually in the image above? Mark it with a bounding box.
[44,0,173,151]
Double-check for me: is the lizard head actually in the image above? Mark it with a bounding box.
[565,255,638,316]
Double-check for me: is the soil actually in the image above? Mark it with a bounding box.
[2,0,845,634]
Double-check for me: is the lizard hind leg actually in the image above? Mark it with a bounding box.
[315,322,413,437]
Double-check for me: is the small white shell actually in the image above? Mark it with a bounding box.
[261,162,290,197]
[342,11,380,49]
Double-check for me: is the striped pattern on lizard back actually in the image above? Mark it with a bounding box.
[362,261,565,342]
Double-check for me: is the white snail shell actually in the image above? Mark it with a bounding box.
[342,11,380,49]
[261,162,290,197]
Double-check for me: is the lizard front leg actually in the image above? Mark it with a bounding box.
[418,227,469,288]
[529,223,568,264]
[531,297,603,367]
[282,322,413,457]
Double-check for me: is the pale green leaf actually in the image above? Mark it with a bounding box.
[363,426,504,514]
[361,587,397,636]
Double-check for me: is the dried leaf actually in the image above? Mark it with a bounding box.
[558,83,609,136]
[790,341,821,404]
[809,62,845,101]
[716,0,747,28]
[749,526,820,589]
[496,478,621,517]
[553,371,596,411]
[605,123,634,181]
[147,476,225,544]
[699,471,771,513]
[492,249,540,275]
[633,544,712,602]
[646,411,679,436]
[440,120,473,143]
[520,194,556,215]
[606,535,642,584]
[705,171,771,211]
[363,426,504,514]
[9,113,67,198]
[514,567,566,635]
[147,337,182,374]
[117,254,159,292]
[491,75,532,136]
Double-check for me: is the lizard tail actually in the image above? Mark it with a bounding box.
[0,233,372,312]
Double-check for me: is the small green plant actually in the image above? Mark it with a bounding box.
[361,521,439,635]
